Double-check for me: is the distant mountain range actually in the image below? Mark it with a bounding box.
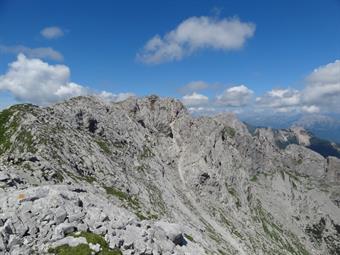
[241,113,340,143]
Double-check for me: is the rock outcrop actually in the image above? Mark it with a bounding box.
[0,95,339,255]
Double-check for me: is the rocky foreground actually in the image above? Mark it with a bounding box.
[0,95,339,255]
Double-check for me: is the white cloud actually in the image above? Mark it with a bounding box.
[55,82,88,98]
[307,60,340,84]
[98,91,136,102]
[303,60,340,111]
[0,54,87,105]
[301,105,320,114]
[41,26,64,39]
[254,60,340,114]
[256,88,301,111]
[137,16,255,64]
[0,44,63,61]
[187,106,217,115]
[181,92,209,106]
[0,54,134,106]
[216,85,253,107]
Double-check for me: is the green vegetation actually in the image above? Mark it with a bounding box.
[48,244,92,255]
[104,186,155,220]
[222,126,236,140]
[22,163,33,171]
[138,145,154,159]
[16,129,36,153]
[285,171,302,183]
[83,175,96,184]
[146,183,167,216]
[135,210,158,221]
[49,231,122,255]
[219,212,244,240]
[225,184,241,209]
[51,171,64,182]
[0,105,39,155]
[218,249,228,255]
[250,175,258,182]
[72,232,108,249]
[184,233,195,242]
[104,186,138,207]
[0,107,18,154]
[135,164,147,173]
[252,201,309,255]
[64,171,96,184]
[95,139,111,154]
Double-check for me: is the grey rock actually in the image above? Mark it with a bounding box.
[0,95,339,255]
[54,207,68,224]
[51,236,87,248]
[0,172,9,182]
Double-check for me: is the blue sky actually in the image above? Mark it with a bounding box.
[0,0,339,114]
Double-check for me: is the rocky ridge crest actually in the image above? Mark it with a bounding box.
[0,95,339,254]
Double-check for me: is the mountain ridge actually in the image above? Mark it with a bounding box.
[0,95,339,255]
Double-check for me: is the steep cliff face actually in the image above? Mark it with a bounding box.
[0,96,339,255]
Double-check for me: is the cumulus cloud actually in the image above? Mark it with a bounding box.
[255,88,301,112]
[41,26,64,39]
[0,44,63,61]
[216,85,253,107]
[301,105,320,114]
[307,60,340,84]
[179,60,339,115]
[0,54,134,105]
[303,60,340,111]
[254,60,340,113]
[137,16,255,64]
[181,92,209,106]
[0,54,87,105]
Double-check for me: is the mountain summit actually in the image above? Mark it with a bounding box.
[0,95,339,255]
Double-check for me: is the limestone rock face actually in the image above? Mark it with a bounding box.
[327,156,340,183]
[0,95,340,255]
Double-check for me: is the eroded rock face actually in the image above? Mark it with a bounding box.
[327,156,340,183]
[0,95,340,255]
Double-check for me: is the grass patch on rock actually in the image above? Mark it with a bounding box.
[0,104,39,154]
[49,231,122,255]
[222,126,236,140]
[0,107,18,154]
[95,139,111,154]
[252,201,309,255]
[184,233,195,242]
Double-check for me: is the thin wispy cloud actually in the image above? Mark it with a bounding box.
[98,91,136,102]
[0,44,63,61]
[177,81,210,95]
[41,26,64,39]
[137,16,255,64]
